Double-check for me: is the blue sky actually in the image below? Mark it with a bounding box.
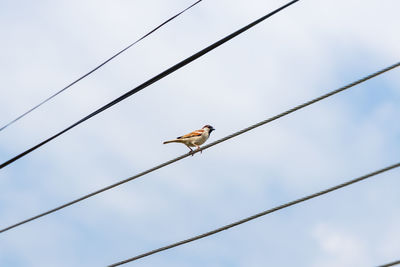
[0,0,399,266]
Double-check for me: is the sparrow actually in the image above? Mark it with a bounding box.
[163,125,215,155]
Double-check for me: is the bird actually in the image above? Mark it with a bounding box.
[163,125,215,155]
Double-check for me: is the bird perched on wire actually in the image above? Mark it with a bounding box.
[163,125,215,155]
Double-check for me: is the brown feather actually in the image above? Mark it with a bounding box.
[177,129,204,139]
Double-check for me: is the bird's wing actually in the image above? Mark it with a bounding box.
[177,129,204,139]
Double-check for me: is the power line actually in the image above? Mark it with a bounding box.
[107,162,400,266]
[0,62,397,234]
[378,260,400,267]
[0,0,300,170]
[0,0,203,133]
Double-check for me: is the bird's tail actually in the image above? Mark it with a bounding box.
[163,139,181,144]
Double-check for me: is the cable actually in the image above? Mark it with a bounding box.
[107,162,400,266]
[378,260,400,267]
[0,62,397,234]
[0,0,300,170]
[0,0,203,133]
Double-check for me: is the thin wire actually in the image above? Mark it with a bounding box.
[378,260,400,267]
[0,0,300,170]
[108,162,400,266]
[0,61,397,234]
[0,0,203,133]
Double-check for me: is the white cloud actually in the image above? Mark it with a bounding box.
[312,223,371,267]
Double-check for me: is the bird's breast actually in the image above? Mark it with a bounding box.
[192,133,209,145]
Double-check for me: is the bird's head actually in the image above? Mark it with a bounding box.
[203,125,215,133]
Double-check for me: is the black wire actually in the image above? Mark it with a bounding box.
[0,0,300,170]
[0,61,397,234]
[107,162,400,266]
[378,260,400,267]
[0,0,203,133]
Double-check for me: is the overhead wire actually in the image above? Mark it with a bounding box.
[0,0,300,170]
[0,61,398,234]
[108,162,400,266]
[0,0,203,133]
[378,260,400,267]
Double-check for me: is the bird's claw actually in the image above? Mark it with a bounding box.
[188,148,202,156]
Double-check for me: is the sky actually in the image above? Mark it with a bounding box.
[0,0,399,266]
